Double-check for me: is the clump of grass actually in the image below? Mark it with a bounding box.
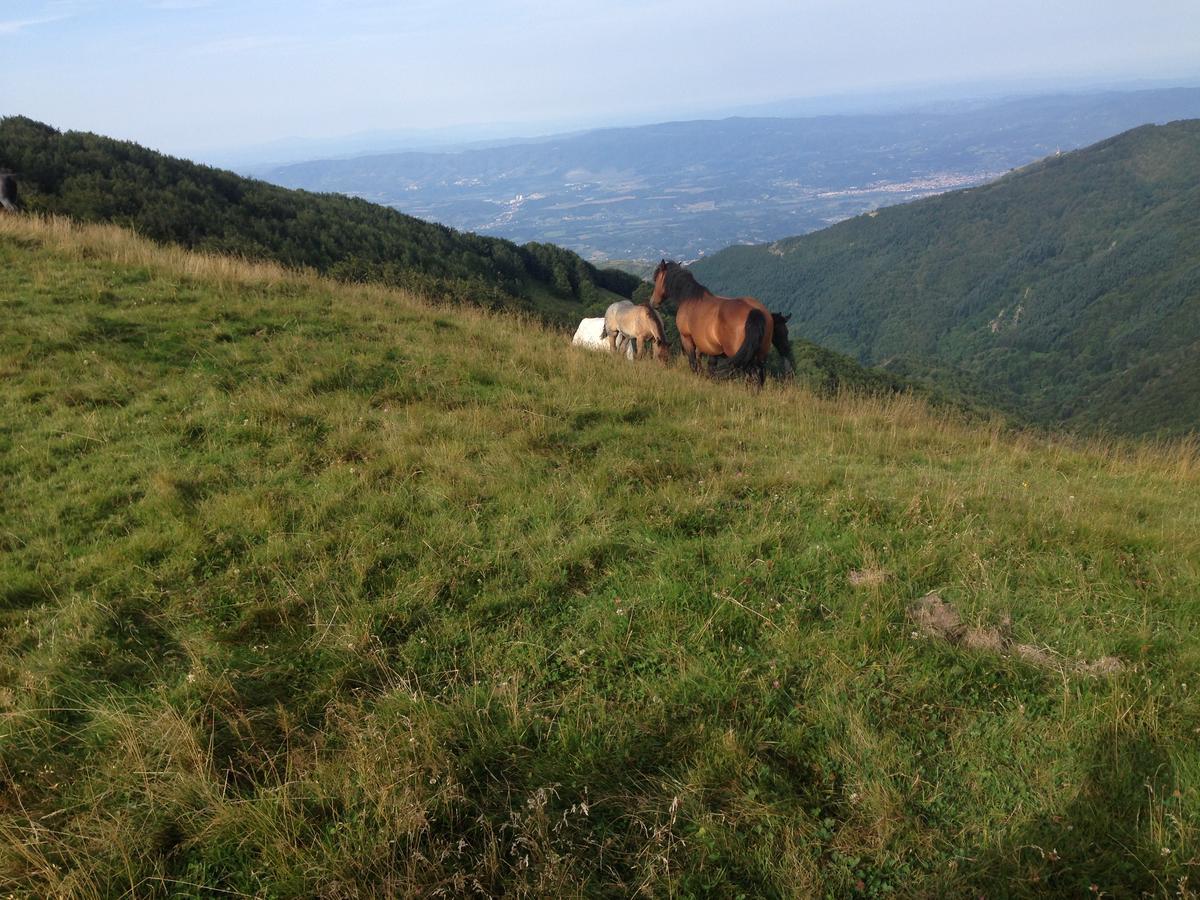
[1,214,1198,897]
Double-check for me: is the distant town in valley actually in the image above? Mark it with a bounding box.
[260,88,1200,261]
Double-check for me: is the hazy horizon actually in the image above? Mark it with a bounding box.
[3,0,1199,165]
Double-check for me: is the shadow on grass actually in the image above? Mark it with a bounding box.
[953,726,1185,897]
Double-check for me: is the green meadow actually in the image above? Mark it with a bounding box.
[2,216,1198,897]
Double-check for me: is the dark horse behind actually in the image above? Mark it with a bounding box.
[769,312,796,376]
[650,260,777,386]
[0,174,18,212]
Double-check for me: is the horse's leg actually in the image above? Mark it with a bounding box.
[680,334,699,373]
[607,329,618,354]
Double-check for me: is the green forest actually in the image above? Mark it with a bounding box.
[693,120,1200,436]
[0,116,640,323]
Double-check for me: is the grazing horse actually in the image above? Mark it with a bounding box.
[572,317,607,349]
[649,260,772,386]
[574,316,633,358]
[602,300,671,362]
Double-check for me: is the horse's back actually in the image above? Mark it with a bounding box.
[572,317,607,348]
[604,299,634,322]
[735,295,770,317]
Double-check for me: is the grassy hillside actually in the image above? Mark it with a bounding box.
[3,215,1199,897]
[0,116,640,324]
[691,120,1200,437]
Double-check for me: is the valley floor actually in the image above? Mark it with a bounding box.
[2,216,1198,897]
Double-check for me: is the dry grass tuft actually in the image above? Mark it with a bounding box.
[908,593,1126,676]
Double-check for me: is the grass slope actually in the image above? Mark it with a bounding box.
[691,120,1200,437]
[0,116,640,325]
[2,215,1199,897]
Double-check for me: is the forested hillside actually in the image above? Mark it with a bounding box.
[0,116,639,322]
[692,120,1200,436]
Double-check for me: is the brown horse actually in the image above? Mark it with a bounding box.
[649,261,772,386]
[602,300,671,362]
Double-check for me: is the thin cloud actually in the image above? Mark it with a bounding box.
[191,34,306,55]
[0,14,70,36]
[146,1,215,9]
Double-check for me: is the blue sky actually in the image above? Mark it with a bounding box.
[3,0,1199,160]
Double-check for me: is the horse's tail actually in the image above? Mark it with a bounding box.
[727,308,767,371]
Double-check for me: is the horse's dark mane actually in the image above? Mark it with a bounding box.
[656,260,707,302]
[644,303,667,343]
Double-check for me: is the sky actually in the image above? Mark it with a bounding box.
[3,0,1199,161]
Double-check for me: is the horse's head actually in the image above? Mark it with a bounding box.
[649,259,670,309]
[650,259,704,311]
[654,338,672,364]
[771,312,791,343]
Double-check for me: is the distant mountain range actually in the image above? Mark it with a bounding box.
[261,88,1200,262]
[691,120,1200,437]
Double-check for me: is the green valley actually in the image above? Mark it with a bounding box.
[692,120,1200,437]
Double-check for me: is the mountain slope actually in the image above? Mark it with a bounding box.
[3,214,1199,897]
[0,115,963,411]
[263,88,1200,260]
[692,120,1200,436]
[0,116,640,323]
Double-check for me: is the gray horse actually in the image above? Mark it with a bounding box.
[601,301,670,362]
